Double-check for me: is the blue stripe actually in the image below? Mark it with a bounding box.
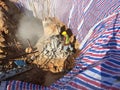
[112,5,120,13]
[82,73,113,86]
[99,35,110,38]
[89,49,107,53]
[86,35,107,45]
[20,82,23,90]
[111,54,120,59]
[90,68,112,77]
[26,82,30,90]
[95,42,120,47]
[102,63,120,72]
[105,2,120,16]
[73,77,102,90]
[108,27,120,30]
[38,85,42,90]
[104,42,118,46]
[110,36,120,40]
[5,81,9,90]
[65,85,77,90]
[109,58,120,65]
[33,84,36,90]
[92,23,103,32]
[105,2,119,18]
[110,60,120,67]
[51,83,63,89]
[82,33,110,49]
[99,41,120,46]
[45,86,50,90]
[12,81,16,90]
[102,44,120,48]
[106,50,120,54]
[84,55,104,61]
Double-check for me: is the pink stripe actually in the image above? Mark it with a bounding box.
[83,58,94,64]
[92,46,118,50]
[86,52,106,57]
[54,81,64,87]
[82,29,119,53]
[111,86,120,90]
[105,24,120,30]
[104,31,120,35]
[30,83,32,90]
[111,56,120,62]
[82,29,106,53]
[96,66,120,75]
[77,63,84,67]
[77,74,110,89]
[105,20,120,27]
[96,0,105,8]
[104,61,120,69]
[7,81,12,90]
[95,66,119,77]
[106,61,120,68]
[97,39,120,44]
[23,82,26,90]
[36,85,38,90]
[104,14,118,22]
[16,81,19,90]
[69,81,88,90]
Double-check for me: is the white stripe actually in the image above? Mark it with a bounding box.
[80,12,117,50]
[84,0,93,13]
[66,83,81,90]
[83,69,116,84]
[67,3,75,27]
[0,81,7,90]
[94,67,118,78]
[83,69,102,80]
[77,19,84,31]
[67,81,90,90]
[80,74,108,88]
[75,76,99,89]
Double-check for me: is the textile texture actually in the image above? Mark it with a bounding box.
[1,0,120,90]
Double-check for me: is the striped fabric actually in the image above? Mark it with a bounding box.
[3,12,120,90]
[13,0,120,44]
[1,0,120,90]
[50,12,120,90]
